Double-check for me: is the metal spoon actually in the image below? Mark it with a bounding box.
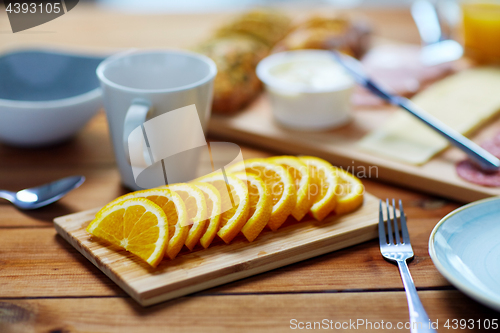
[0,175,85,210]
[411,0,463,66]
[332,51,500,172]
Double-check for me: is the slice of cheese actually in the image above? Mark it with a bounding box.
[358,67,500,165]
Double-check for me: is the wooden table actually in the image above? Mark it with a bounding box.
[1,5,499,332]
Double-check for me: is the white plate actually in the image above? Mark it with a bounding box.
[429,197,500,311]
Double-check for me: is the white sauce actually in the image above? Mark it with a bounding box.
[256,50,355,130]
[268,59,352,91]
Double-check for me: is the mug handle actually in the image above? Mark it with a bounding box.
[123,99,151,165]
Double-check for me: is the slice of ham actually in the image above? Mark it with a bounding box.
[456,133,500,187]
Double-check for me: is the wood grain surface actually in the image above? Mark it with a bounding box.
[2,291,500,333]
[1,4,499,332]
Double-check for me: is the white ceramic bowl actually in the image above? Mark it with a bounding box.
[256,50,355,131]
[0,49,104,147]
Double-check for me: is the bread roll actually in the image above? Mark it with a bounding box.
[196,35,268,114]
[273,15,371,59]
[196,9,292,114]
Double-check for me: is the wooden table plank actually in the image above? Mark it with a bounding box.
[0,168,125,227]
[1,291,498,333]
[204,218,449,294]
[0,228,124,297]
[0,217,449,298]
[0,112,114,170]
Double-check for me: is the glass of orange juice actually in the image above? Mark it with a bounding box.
[461,0,500,63]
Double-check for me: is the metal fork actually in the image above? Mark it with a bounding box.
[379,199,436,333]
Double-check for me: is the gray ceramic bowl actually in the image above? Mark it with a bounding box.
[0,49,105,147]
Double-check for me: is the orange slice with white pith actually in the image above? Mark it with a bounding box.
[86,198,168,267]
[233,171,272,242]
[228,158,296,231]
[334,169,364,215]
[299,156,339,221]
[106,188,188,260]
[195,172,249,243]
[190,182,222,249]
[267,156,313,221]
[164,183,207,251]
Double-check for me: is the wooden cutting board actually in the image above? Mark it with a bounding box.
[209,96,500,203]
[54,192,381,307]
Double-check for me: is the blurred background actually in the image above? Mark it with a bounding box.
[73,0,454,12]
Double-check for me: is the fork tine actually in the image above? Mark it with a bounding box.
[392,198,400,244]
[378,200,386,246]
[385,198,393,244]
[399,199,411,244]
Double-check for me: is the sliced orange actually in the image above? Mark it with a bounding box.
[106,188,188,260]
[228,158,296,231]
[86,198,168,267]
[190,182,222,249]
[267,156,313,221]
[233,172,272,242]
[196,172,249,243]
[335,169,364,215]
[164,183,207,251]
[299,156,339,221]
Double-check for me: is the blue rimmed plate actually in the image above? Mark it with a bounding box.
[429,197,500,311]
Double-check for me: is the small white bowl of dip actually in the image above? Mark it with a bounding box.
[256,49,354,131]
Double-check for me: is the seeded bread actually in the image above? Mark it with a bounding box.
[195,35,268,114]
[196,10,292,114]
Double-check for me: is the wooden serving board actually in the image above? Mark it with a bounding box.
[54,192,381,307]
[209,96,500,203]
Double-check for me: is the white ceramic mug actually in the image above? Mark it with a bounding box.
[97,49,217,190]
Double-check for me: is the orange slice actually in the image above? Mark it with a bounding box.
[106,188,188,260]
[233,172,272,242]
[267,156,313,221]
[228,158,296,231]
[164,183,207,251]
[335,169,364,215]
[190,182,222,249]
[196,172,249,243]
[299,156,339,221]
[86,198,168,267]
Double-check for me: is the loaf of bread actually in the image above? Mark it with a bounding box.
[273,15,371,59]
[195,35,269,114]
[196,10,291,114]
[216,10,292,47]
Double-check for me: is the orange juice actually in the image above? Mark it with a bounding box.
[462,1,500,63]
